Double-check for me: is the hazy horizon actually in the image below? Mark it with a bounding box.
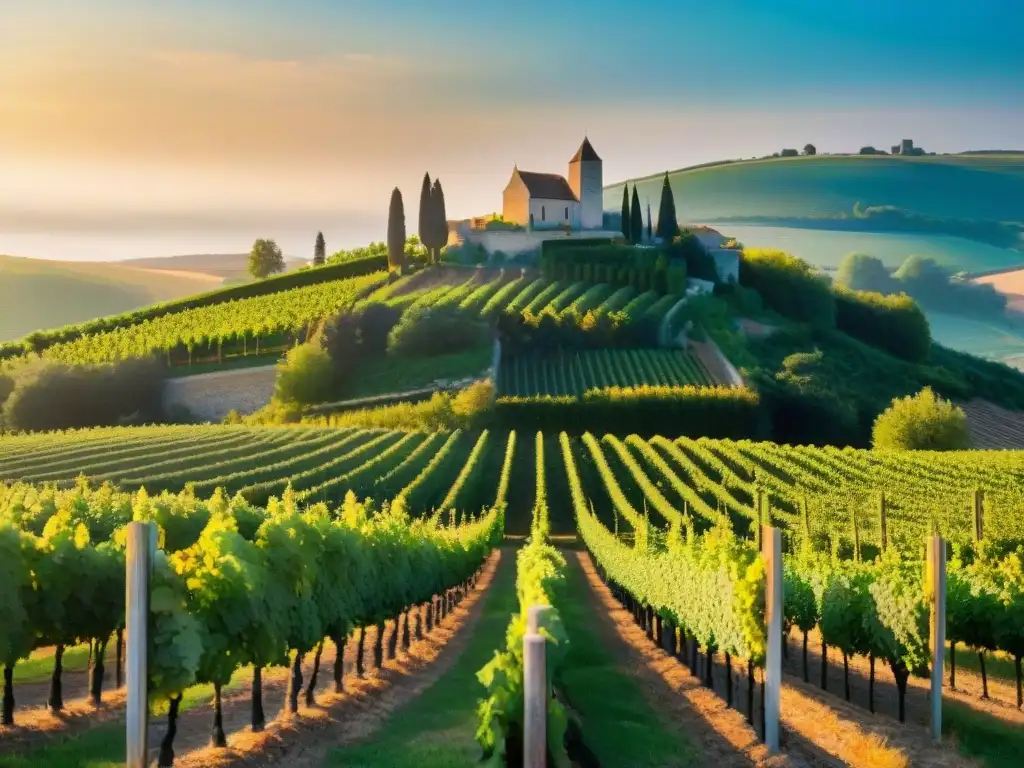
[3,0,1023,261]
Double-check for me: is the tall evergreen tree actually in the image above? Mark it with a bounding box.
[387,187,406,271]
[655,172,678,241]
[630,186,643,244]
[430,178,447,263]
[418,172,432,258]
[646,202,652,242]
[313,231,326,266]
[620,185,631,241]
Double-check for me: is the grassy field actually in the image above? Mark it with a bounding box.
[606,154,1024,224]
[0,255,225,342]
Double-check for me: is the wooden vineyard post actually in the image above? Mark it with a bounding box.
[523,633,547,768]
[972,490,984,543]
[762,524,782,754]
[927,535,947,744]
[126,522,156,768]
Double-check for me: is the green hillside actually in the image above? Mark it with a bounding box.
[0,254,227,342]
[605,154,1024,223]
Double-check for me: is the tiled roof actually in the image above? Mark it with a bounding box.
[517,170,578,201]
[570,137,601,163]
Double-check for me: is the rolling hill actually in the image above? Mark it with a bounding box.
[119,253,305,280]
[605,154,1024,224]
[0,253,306,342]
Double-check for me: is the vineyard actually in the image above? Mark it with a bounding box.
[5,426,1022,547]
[3,423,1024,765]
[3,269,689,371]
[496,347,717,396]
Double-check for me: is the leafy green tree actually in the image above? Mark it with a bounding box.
[740,248,836,326]
[804,144,817,156]
[655,173,678,241]
[872,387,969,450]
[274,343,335,406]
[645,201,652,242]
[248,238,286,279]
[630,185,643,244]
[835,253,895,294]
[418,172,432,259]
[387,187,407,271]
[312,232,326,267]
[620,185,630,241]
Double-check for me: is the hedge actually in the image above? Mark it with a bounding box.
[489,385,765,438]
[539,237,614,260]
[834,286,931,363]
[0,254,388,360]
[738,249,835,326]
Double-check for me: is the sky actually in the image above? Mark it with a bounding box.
[1,0,1023,260]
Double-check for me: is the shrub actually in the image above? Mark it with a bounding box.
[872,387,969,450]
[1,358,166,432]
[834,287,931,362]
[303,391,461,431]
[387,305,490,357]
[452,379,495,424]
[273,343,335,406]
[739,248,836,326]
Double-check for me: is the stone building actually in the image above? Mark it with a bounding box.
[501,138,604,230]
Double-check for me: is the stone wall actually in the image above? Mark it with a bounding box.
[462,228,623,256]
[163,365,277,422]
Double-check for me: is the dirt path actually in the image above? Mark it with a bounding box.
[172,549,503,767]
[576,551,975,768]
[572,551,783,767]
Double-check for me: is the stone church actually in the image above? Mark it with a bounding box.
[501,138,603,231]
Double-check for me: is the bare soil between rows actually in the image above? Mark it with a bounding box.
[578,551,976,768]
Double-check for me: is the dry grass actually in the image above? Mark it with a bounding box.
[0,689,127,756]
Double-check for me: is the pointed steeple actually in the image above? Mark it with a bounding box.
[570,137,601,163]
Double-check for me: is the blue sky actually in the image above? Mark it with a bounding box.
[1,0,1022,257]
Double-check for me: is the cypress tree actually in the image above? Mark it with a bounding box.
[313,231,326,266]
[418,172,432,259]
[646,202,653,242]
[430,178,447,263]
[655,172,678,241]
[630,185,643,244]
[387,187,406,271]
[620,185,631,241]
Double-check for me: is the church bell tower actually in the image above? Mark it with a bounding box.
[568,137,603,230]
